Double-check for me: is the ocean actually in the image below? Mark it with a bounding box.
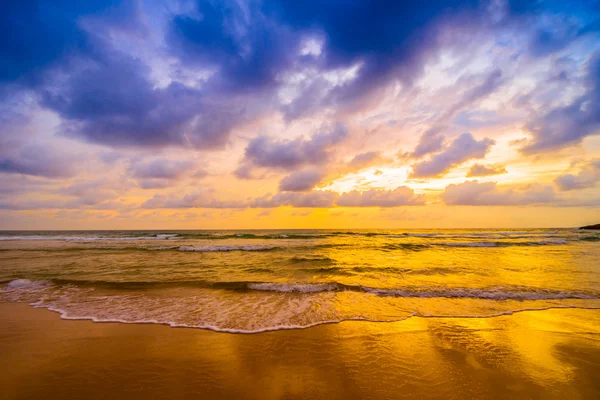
[1,229,599,333]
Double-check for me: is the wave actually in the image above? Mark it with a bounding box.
[436,240,568,248]
[299,267,352,275]
[247,283,596,300]
[4,279,596,300]
[3,279,598,334]
[248,283,339,293]
[288,256,336,264]
[580,236,600,242]
[0,246,181,253]
[0,234,180,241]
[175,233,325,240]
[178,245,278,252]
[381,243,430,251]
[34,304,598,334]
[350,266,459,276]
[38,308,381,334]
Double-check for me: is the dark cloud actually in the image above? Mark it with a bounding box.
[441,180,556,205]
[467,163,508,177]
[410,133,495,178]
[554,159,600,190]
[521,53,600,153]
[264,0,480,94]
[42,49,244,149]
[1,1,253,150]
[526,5,600,57]
[170,0,296,92]
[3,0,597,156]
[0,1,125,85]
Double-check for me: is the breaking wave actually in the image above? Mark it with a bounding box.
[3,279,596,300]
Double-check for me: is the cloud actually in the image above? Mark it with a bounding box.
[275,150,388,192]
[521,53,600,153]
[61,178,125,200]
[262,0,485,109]
[409,127,447,159]
[251,191,339,208]
[467,163,508,177]
[0,1,125,85]
[170,0,296,92]
[528,14,599,58]
[348,151,385,169]
[130,159,194,180]
[1,2,259,151]
[142,190,245,209]
[236,123,347,177]
[279,169,327,192]
[554,159,600,190]
[336,187,424,207]
[0,144,81,178]
[141,185,423,209]
[251,187,423,208]
[42,50,246,149]
[127,158,196,189]
[441,180,557,205]
[410,133,495,178]
[410,69,503,158]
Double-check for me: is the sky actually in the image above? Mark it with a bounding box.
[1,0,600,229]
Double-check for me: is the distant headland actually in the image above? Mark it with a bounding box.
[580,224,600,230]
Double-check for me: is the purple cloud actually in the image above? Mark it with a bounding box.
[521,53,600,153]
[442,180,556,205]
[337,187,424,207]
[467,163,508,177]
[236,123,347,178]
[411,133,495,178]
[279,169,327,192]
[554,159,600,190]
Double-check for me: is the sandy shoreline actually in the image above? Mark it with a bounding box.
[1,303,599,399]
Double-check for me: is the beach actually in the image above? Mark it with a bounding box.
[1,304,599,399]
[1,229,599,398]
[3,0,600,397]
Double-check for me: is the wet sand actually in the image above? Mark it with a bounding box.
[0,304,599,399]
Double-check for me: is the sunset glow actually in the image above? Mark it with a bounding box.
[1,1,599,229]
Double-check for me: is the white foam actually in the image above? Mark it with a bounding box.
[27,303,600,334]
[3,279,598,334]
[7,279,35,288]
[40,304,402,334]
[155,234,178,240]
[179,245,276,252]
